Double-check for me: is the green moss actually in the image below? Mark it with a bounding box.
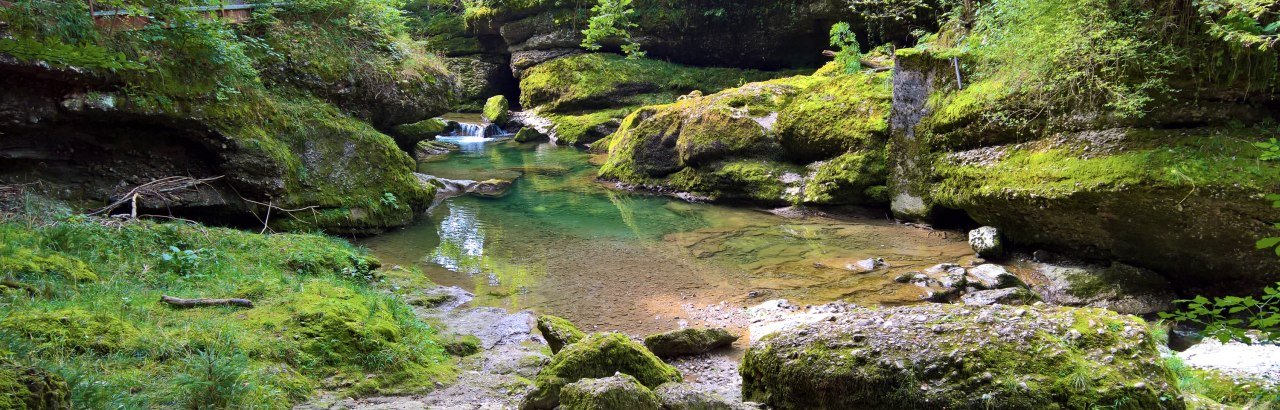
[484,95,511,125]
[0,358,68,410]
[0,217,454,408]
[1,308,138,353]
[514,127,550,143]
[665,160,800,204]
[547,108,634,146]
[643,328,737,357]
[523,333,681,409]
[537,315,586,354]
[1164,356,1280,406]
[0,246,97,282]
[520,53,797,113]
[775,71,893,162]
[441,334,483,357]
[802,150,889,205]
[396,118,449,144]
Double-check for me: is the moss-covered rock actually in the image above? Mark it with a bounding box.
[442,334,483,357]
[546,109,631,146]
[930,128,1280,286]
[537,315,585,354]
[521,333,681,409]
[393,118,449,149]
[799,150,889,205]
[0,308,138,353]
[775,71,893,162]
[519,53,791,113]
[514,127,549,143]
[0,247,97,282]
[643,328,737,358]
[484,95,511,125]
[0,359,69,410]
[741,304,1183,409]
[559,373,662,410]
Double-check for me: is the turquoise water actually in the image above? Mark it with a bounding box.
[362,135,973,335]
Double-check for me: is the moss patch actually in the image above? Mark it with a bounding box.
[484,95,511,125]
[523,333,680,409]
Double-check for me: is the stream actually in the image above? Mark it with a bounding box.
[361,117,975,336]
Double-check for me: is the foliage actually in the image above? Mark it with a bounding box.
[159,246,204,277]
[1196,0,1280,51]
[1158,287,1280,344]
[0,38,145,71]
[829,22,863,74]
[581,0,646,58]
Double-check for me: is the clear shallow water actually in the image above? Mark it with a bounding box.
[362,134,972,335]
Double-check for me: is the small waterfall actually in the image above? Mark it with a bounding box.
[437,120,512,153]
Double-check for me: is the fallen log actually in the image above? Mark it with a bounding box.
[160,295,254,308]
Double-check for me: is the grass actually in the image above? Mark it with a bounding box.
[0,197,454,408]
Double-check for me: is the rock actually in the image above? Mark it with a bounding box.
[968,226,1004,258]
[559,373,662,410]
[442,334,483,357]
[392,118,448,149]
[469,179,514,198]
[965,264,1023,289]
[1177,338,1280,385]
[960,287,1039,306]
[911,264,967,301]
[740,304,1183,409]
[537,315,586,354]
[654,382,733,410]
[521,333,681,409]
[484,95,511,126]
[414,140,460,161]
[1032,262,1176,315]
[643,328,738,358]
[514,127,549,143]
[844,257,885,273]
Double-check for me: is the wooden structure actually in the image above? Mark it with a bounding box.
[82,1,287,30]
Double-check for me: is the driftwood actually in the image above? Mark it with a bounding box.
[160,295,254,308]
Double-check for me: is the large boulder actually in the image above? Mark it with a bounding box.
[537,315,586,354]
[643,328,738,358]
[559,373,663,410]
[740,304,1184,409]
[1031,262,1176,315]
[484,95,511,126]
[968,226,1005,259]
[521,333,682,409]
[654,382,734,410]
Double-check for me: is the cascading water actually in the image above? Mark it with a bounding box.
[438,120,512,152]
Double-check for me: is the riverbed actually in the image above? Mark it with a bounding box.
[361,131,974,336]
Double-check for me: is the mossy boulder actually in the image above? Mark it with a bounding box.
[0,308,138,353]
[931,128,1280,287]
[546,109,630,146]
[559,373,662,410]
[519,53,789,113]
[484,95,511,126]
[442,334,483,357]
[654,382,733,410]
[740,304,1183,409]
[1032,262,1176,315]
[0,247,97,282]
[521,333,682,409]
[799,150,889,205]
[0,359,69,410]
[643,328,738,358]
[514,127,549,143]
[774,71,892,162]
[537,315,586,354]
[393,118,449,148]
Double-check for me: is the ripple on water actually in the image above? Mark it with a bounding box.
[362,138,973,336]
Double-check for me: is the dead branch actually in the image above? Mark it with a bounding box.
[160,295,254,308]
[90,176,225,217]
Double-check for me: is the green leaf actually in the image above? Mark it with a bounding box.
[1257,237,1280,249]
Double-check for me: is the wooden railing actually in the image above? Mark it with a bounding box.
[82,1,289,29]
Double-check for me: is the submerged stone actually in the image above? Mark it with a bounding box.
[559,373,662,410]
[537,315,586,354]
[521,333,681,409]
[643,328,738,358]
[469,179,514,198]
[740,304,1182,409]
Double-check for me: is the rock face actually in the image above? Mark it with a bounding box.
[1031,262,1176,315]
[740,304,1184,409]
[968,226,1005,258]
[559,373,663,410]
[643,328,738,358]
[522,333,682,409]
[537,315,586,354]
